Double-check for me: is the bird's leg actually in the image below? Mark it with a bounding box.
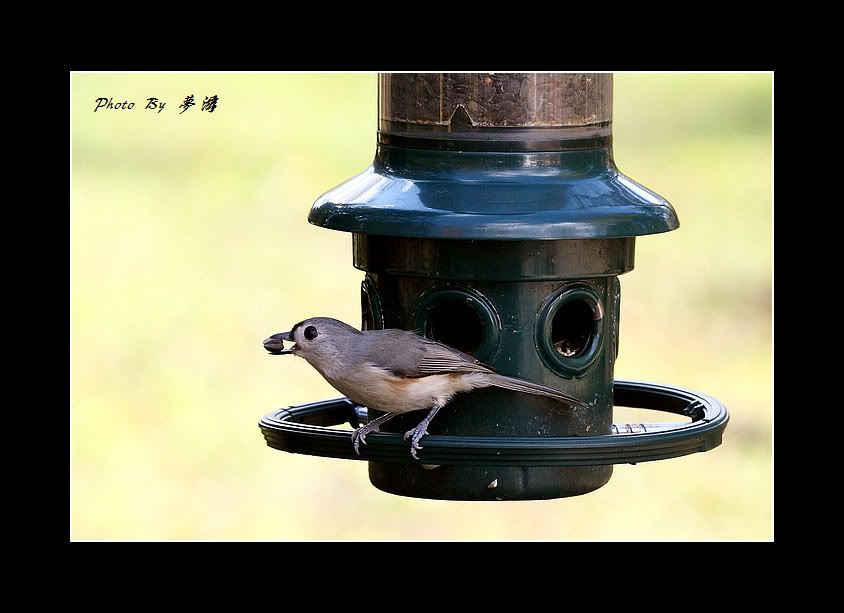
[351,411,399,455]
[403,403,443,460]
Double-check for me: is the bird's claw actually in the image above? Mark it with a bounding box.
[404,425,429,460]
[351,422,380,455]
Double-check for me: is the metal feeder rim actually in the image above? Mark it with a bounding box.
[258,380,728,467]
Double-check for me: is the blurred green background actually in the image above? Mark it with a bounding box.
[71,73,771,540]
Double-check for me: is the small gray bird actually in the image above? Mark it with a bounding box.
[263,317,588,459]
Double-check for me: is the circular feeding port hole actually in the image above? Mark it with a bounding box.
[425,301,484,355]
[536,285,604,377]
[551,299,596,358]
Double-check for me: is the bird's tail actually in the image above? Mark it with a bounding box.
[485,374,589,408]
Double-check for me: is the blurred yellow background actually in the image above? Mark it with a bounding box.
[71,73,772,540]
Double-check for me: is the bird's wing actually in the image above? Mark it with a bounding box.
[415,339,496,375]
[360,329,495,378]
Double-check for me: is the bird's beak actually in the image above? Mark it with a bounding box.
[263,331,295,355]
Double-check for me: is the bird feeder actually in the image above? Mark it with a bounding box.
[259,73,729,500]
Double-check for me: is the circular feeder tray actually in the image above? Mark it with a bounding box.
[258,380,728,466]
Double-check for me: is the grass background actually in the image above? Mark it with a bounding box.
[71,73,772,540]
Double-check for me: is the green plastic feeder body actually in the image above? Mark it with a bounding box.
[306,73,679,500]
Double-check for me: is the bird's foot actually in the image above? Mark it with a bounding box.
[351,422,381,455]
[403,424,429,460]
[350,411,399,455]
[402,404,443,460]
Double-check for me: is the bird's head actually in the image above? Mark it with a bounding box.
[263,317,362,367]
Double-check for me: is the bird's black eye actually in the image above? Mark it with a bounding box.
[304,326,318,341]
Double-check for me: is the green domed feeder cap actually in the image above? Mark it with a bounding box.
[309,148,678,241]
